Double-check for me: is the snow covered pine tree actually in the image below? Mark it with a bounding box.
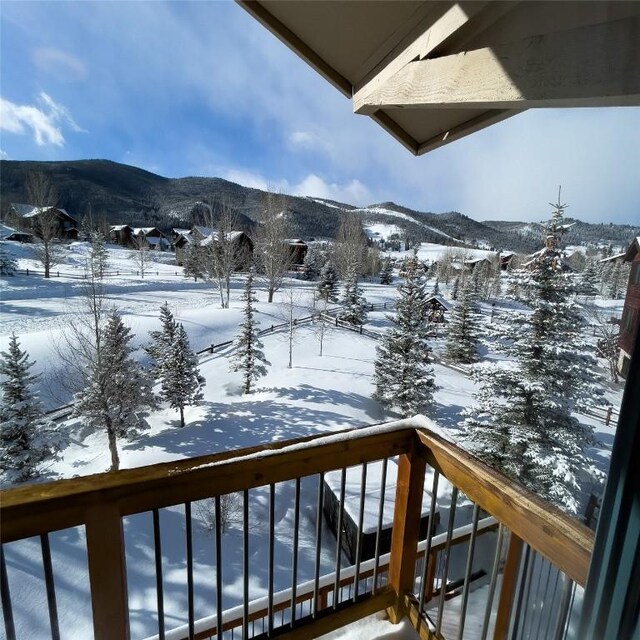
[464,191,605,513]
[0,334,65,484]
[339,266,368,325]
[317,260,339,303]
[160,323,205,427]
[445,276,481,364]
[146,301,178,379]
[374,253,435,416]
[229,271,270,394]
[74,310,156,471]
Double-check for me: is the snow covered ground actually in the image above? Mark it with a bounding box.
[0,239,626,639]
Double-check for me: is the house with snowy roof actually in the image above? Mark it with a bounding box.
[174,227,253,268]
[131,227,170,251]
[109,224,134,246]
[9,203,79,241]
[618,237,640,378]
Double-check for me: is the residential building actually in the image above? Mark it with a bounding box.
[618,237,640,378]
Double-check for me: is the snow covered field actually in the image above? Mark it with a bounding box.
[0,239,626,639]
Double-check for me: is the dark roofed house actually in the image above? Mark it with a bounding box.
[618,237,640,378]
[109,225,133,247]
[10,203,78,241]
[425,294,451,323]
[286,239,308,266]
[131,227,170,251]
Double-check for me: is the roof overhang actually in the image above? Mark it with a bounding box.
[239,1,640,155]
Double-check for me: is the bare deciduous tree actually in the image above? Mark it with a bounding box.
[26,172,65,278]
[130,234,153,278]
[253,192,292,303]
[333,214,368,278]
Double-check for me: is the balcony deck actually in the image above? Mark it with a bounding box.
[0,417,593,640]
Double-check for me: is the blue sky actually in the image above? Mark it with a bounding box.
[1,1,639,225]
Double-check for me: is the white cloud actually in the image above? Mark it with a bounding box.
[0,149,8,160]
[293,174,373,205]
[221,169,289,194]
[0,92,84,146]
[32,47,87,82]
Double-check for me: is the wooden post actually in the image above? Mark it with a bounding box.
[210,344,215,354]
[605,406,612,426]
[493,533,523,640]
[85,504,129,640]
[387,442,426,623]
[423,549,437,604]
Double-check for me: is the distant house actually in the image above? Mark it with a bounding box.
[463,256,493,274]
[618,237,640,378]
[109,225,134,247]
[131,227,170,251]
[425,294,451,323]
[174,228,253,269]
[500,252,516,271]
[9,203,78,241]
[286,239,308,265]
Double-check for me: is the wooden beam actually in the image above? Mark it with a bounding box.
[85,504,129,640]
[355,15,640,114]
[236,1,352,97]
[1,428,413,542]
[387,439,427,623]
[416,429,593,586]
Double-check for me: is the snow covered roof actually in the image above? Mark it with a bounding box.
[425,294,452,311]
[464,257,491,265]
[172,228,191,235]
[285,238,307,246]
[599,252,627,263]
[110,225,131,232]
[146,236,170,246]
[193,226,214,237]
[623,237,640,262]
[200,230,245,246]
[132,227,160,236]
[11,203,73,219]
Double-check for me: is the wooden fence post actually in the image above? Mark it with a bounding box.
[493,533,523,640]
[85,504,129,640]
[387,440,426,623]
[210,344,215,354]
[605,406,612,426]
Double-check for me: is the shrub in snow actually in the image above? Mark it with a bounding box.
[160,323,205,427]
[74,310,156,472]
[194,494,243,534]
[229,271,270,394]
[445,277,481,364]
[464,195,605,514]
[0,334,65,484]
[374,253,435,416]
[379,258,393,285]
[339,267,368,325]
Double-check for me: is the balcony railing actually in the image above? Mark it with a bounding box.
[0,418,593,640]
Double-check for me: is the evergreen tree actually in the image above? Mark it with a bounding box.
[317,261,339,303]
[373,254,435,416]
[464,193,604,513]
[183,241,204,281]
[578,260,600,296]
[160,323,205,427]
[445,278,481,364]
[0,334,64,484]
[146,302,178,378]
[89,230,109,278]
[608,261,624,298]
[379,258,393,285]
[74,311,156,471]
[301,248,321,281]
[431,278,440,296]
[0,244,17,276]
[339,267,368,325]
[451,276,460,301]
[229,272,270,394]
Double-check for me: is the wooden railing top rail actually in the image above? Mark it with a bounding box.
[1,419,594,587]
[416,428,594,586]
[0,422,415,543]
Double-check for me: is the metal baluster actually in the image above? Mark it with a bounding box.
[554,577,575,640]
[152,510,165,640]
[534,559,555,640]
[40,533,60,640]
[480,525,505,640]
[511,545,532,639]
[457,503,481,640]
[313,473,324,617]
[186,502,195,640]
[543,568,562,640]
[418,469,440,610]
[215,496,223,640]
[353,463,367,601]
[525,553,545,639]
[372,458,388,595]
[243,490,249,640]
[268,484,275,635]
[435,486,459,636]
[1,545,16,640]
[290,478,300,627]
[333,468,347,609]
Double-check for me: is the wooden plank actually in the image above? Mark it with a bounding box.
[493,533,523,640]
[355,15,640,113]
[236,1,352,97]
[1,428,413,542]
[85,504,129,640]
[387,442,427,623]
[416,429,593,586]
